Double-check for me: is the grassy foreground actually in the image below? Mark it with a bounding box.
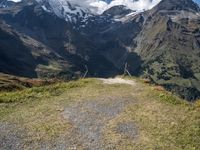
[0,77,200,149]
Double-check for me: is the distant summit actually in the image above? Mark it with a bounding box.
[154,0,200,12]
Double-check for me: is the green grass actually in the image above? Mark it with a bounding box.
[102,77,200,150]
[0,77,200,149]
[0,78,96,120]
[0,78,94,103]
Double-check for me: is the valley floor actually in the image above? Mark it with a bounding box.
[0,77,200,149]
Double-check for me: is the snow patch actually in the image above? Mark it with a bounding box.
[36,0,93,23]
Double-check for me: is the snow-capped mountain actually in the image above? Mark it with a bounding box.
[0,0,16,8]
[0,0,161,23]
[0,0,159,24]
[36,0,93,23]
[0,0,94,23]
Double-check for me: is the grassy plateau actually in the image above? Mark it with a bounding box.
[0,76,200,149]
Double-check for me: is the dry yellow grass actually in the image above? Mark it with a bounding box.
[0,77,200,149]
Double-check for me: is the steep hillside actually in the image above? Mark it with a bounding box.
[0,0,119,78]
[82,0,200,100]
[133,0,200,100]
[0,19,85,79]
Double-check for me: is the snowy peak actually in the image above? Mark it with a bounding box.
[102,5,133,17]
[36,0,93,23]
[0,0,36,8]
[101,5,138,22]
[0,0,163,24]
[0,0,16,8]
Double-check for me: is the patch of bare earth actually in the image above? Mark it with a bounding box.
[99,78,136,85]
[61,96,138,149]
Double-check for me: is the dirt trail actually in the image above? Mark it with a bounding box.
[1,78,200,149]
[59,78,138,149]
[0,78,138,150]
[61,96,137,149]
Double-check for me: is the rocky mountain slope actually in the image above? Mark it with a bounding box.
[0,0,200,100]
[36,0,93,23]
[132,0,200,100]
[0,0,119,79]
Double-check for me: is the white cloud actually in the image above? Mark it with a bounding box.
[8,0,22,2]
[68,0,161,14]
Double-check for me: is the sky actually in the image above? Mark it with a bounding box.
[194,0,200,4]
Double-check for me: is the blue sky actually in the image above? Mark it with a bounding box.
[194,0,200,4]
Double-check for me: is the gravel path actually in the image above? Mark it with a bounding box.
[0,122,25,150]
[61,96,137,149]
[0,78,138,149]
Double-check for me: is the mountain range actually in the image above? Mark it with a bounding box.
[0,0,200,101]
